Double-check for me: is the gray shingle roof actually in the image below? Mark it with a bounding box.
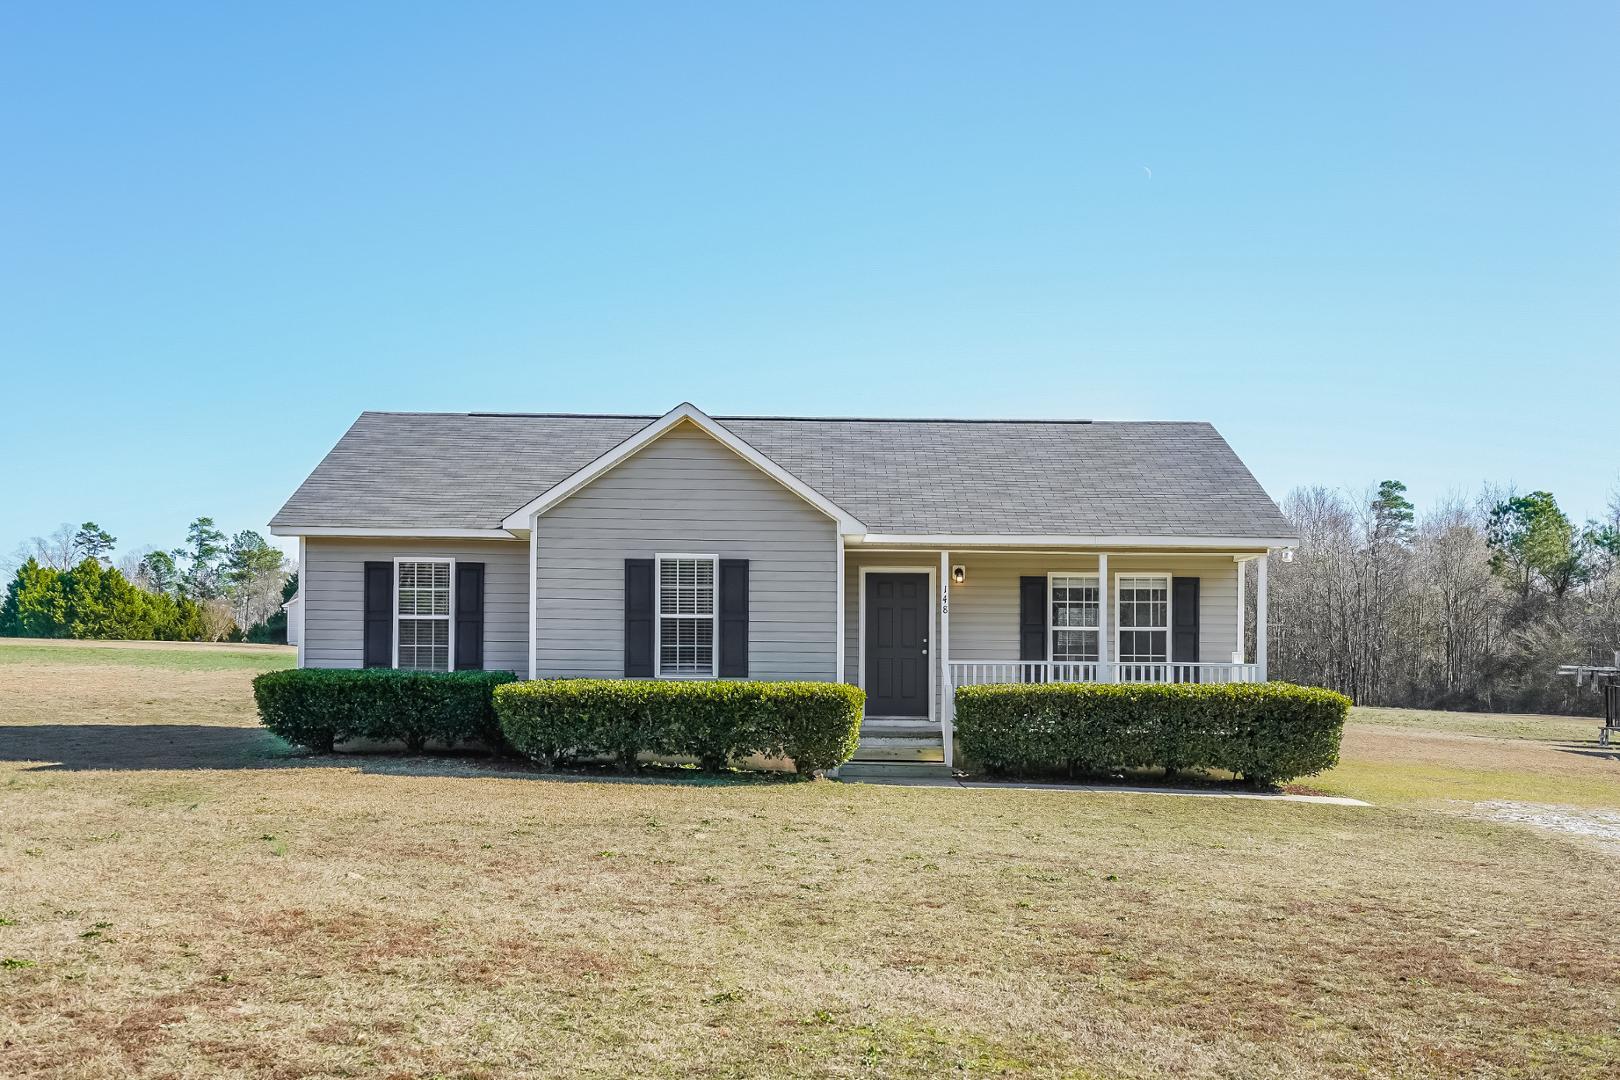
[271,411,1294,539]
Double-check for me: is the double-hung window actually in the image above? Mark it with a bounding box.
[396,559,453,671]
[655,554,717,677]
[1116,574,1170,665]
[1049,574,1100,662]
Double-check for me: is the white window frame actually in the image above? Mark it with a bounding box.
[393,557,455,672]
[1047,572,1101,663]
[1114,572,1171,665]
[654,553,719,679]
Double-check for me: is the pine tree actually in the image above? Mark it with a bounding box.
[0,559,69,637]
[223,530,287,626]
[136,550,180,594]
[71,522,118,564]
[1486,491,1589,599]
[1371,481,1415,547]
[179,517,227,600]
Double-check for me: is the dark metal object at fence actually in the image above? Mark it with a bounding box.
[1557,651,1620,747]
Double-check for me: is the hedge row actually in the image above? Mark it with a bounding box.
[252,669,518,753]
[954,681,1349,785]
[492,678,864,775]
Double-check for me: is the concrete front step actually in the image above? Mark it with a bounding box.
[851,736,945,763]
[837,761,957,782]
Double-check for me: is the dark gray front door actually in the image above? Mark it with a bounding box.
[865,573,929,716]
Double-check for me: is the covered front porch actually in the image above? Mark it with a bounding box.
[839,543,1278,767]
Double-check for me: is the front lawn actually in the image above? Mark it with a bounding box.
[1,640,1617,1078]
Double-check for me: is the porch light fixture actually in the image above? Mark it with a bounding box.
[951,564,966,584]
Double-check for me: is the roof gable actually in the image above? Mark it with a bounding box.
[498,403,867,533]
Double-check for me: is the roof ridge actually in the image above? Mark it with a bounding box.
[365,411,657,420]
[364,411,1217,426]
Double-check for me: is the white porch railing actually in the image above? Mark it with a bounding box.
[949,660,1261,688]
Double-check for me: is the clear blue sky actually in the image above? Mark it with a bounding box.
[3,3,1616,566]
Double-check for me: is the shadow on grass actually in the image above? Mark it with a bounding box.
[1552,742,1620,763]
[0,723,804,787]
[0,723,289,771]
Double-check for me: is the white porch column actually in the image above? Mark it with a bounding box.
[1256,553,1269,682]
[939,549,953,767]
[835,534,846,683]
[1234,557,1246,664]
[1095,552,1110,681]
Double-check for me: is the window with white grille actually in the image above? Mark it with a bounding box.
[1050,575,1099,661]
[656,555,717,677]
[1116,574,1169,664]
[396,560,452,671]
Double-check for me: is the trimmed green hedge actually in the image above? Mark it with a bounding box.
[252,669,519,753]
[954,681,1349,785]
[492,679,865,775]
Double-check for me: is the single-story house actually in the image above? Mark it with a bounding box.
[271,403,1296,766]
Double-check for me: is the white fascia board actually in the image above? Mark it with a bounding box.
[847,533,1299,550]
[270,526,521,540]
[499,402,868,533]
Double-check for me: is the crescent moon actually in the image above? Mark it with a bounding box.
[1142,166,1152,179]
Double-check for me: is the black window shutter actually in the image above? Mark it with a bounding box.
[363,561,393,668]
[624,559,654,677]
[1172,576,1200,667]
[1019,576,1047,661]
[718,559,749,677]
[454,562,485,671]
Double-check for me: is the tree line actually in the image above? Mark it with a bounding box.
[1262,481,1620,715]
[0,518,296,643]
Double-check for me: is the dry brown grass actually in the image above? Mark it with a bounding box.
[1,642,1618,1078]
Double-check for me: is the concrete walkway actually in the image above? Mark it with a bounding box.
[838,772,1371,805]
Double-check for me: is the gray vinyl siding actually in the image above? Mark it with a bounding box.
[534,425,838,680]
[301,538,531,672]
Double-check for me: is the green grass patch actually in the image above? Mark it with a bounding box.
[1351,705,1601,743]
[1312,706,1620,809]
[1316,757,1620,809]
[0,641,295,674]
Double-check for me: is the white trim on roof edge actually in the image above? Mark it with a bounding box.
[848,534,1299,549]
[269,526,520,539]
[498,402,868,533]
[269,525,1295,549]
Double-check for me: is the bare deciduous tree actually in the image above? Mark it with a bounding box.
[1267,481,1618,715]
